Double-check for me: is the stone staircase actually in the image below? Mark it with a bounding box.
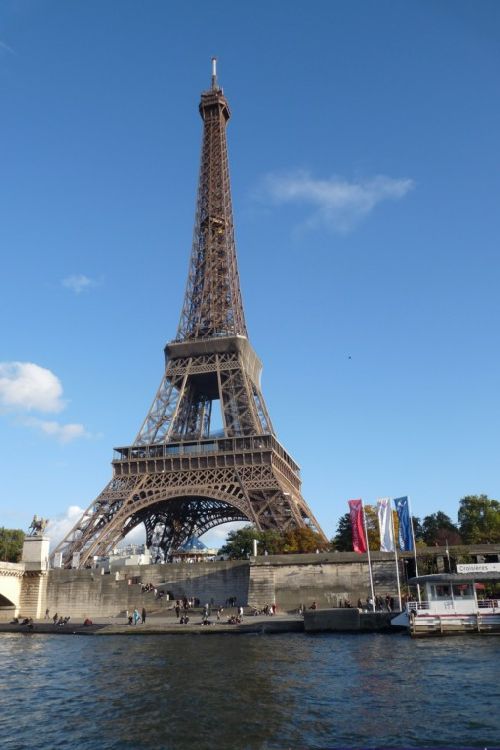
[248,564,276,608]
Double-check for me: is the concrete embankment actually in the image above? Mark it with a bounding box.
[0,614,303,636]
[304,608,402,633]
[0,609,405,636]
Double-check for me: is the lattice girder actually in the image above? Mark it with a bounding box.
[51,65,327,569]
[134,340,269,444]
[52,457,321,567]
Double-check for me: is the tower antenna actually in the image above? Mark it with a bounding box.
[211,56,217,89]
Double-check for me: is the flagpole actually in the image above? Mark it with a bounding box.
[389,504,402,611]
[408,496,421,603]
[362,502,376,609]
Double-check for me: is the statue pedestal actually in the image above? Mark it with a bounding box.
[22,535,50,572]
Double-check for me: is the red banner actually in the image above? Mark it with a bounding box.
[348,499,367,554]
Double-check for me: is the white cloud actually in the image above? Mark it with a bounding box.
[262,170,414,232]
[122,525,147,547]
[62,274,97,294]
[0,41,15,55]
[200,521,248,549]
[46,506,146,551]
[0,362,65,412]
[0,361,92,443]
[46,505,85,549]
[25,418,90,444]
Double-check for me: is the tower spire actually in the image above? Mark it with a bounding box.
[176,57,247,341]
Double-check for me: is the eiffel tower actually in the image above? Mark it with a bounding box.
[52,60,326,567]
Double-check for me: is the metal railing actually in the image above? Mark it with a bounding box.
[408,599,499,613]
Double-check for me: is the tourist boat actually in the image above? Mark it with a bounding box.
[391,572,500,637]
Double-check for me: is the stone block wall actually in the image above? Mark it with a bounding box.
[0,562,25,620]
[44,561,249,619]
[248,553,400,611]
[18,572,48,619]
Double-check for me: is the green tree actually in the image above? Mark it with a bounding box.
[258,529,286,555]
[218,526,260,558]
[422,511,462,546]
[331,507,380,551]
[218,526,285,558]
[458,495,500,544]
[0,528,25,563]
[412,516,424,543]
[331,513,352,551]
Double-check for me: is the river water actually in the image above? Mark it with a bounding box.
[1,632,499,750]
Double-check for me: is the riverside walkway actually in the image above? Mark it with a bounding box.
[0,608,400,635]
[0,610,305,636]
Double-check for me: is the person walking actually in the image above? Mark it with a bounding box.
[141,607,146,625]
[133,608,140,625]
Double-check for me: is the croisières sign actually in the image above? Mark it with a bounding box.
[456,563,500,573]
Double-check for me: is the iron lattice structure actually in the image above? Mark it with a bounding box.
[52,62,326,568]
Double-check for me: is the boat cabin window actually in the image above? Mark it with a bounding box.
[430,584,451,599]
[452,584,474,599]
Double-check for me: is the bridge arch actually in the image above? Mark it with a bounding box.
[0,563,24,619]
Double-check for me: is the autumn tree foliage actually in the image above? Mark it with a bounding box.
[218,525,329,558]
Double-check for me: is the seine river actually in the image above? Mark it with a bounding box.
[1,632,499,750]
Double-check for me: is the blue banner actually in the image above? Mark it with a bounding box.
[394,496,413,551]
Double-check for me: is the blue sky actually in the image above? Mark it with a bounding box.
[1,1,499,548]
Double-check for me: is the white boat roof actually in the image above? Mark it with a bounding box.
[409,573,500,584]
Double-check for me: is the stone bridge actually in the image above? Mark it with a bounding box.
[0,536,50,620]
[0,561,25,618]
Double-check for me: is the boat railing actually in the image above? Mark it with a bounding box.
[408,601,431,611]
[409,598,499,614]
[478,599,499,611]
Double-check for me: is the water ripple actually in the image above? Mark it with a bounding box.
[0,633,499,749]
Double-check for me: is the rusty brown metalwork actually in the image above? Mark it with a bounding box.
[51,61,326,568]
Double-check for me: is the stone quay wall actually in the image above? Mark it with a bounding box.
[38,553,400,619]
[44,561,249,619]
[249,552,400,610]
[12,544,499,620]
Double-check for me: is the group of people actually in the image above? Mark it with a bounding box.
[139,583,170,600]
[174,597,201,618]
[172,600,246,626]
[127,607,147,625]
[10,617,35,629]
[248,603,276,616]
[44,610,71,626]
[357,594,396,612]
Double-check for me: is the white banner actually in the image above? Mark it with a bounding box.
[377,497,394,552]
